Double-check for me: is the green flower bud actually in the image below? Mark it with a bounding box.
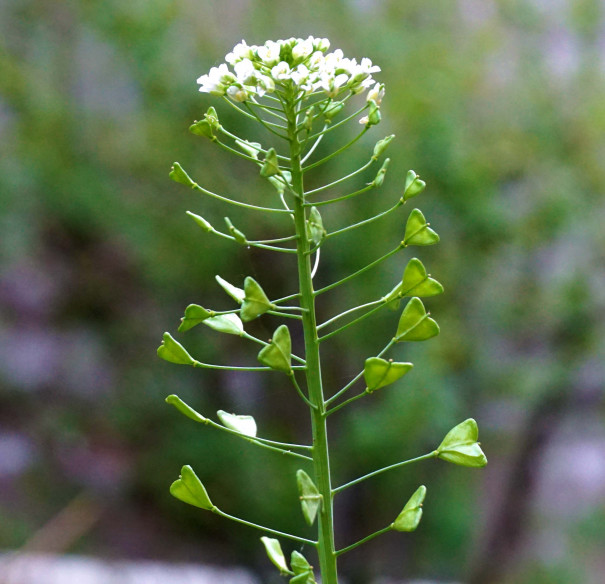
[157,332,194,365]
[436,419,487,468]
[324,101,344,120]
[366,99,381,127]
[170,465,214,510]
[169,162,196,187]
[402,170,426,201]
[372,134,395,160]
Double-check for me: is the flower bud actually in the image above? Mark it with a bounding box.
[367,82,385,105]
[226,85,248,102]
[366,99,381,127]
[372,158,390,188]
[186,211,213,233]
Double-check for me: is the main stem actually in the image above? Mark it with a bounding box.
[286,99,339,584]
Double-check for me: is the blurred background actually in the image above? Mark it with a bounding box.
[1,0,605,583]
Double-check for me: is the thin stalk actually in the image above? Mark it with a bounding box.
[244,102,289,138]
[286,98,339,584]
[242,332,306,365]
[192,183,292,214]
[208,227,298,253]
[325,200,403,240]
[304,128,369,171]
[213,508,317,546]
[305,158,374,196]
[289,372,318,410]
[301,123,329,164]
[335,526,392,557]
[325,391,368,416]
[314,245,403,296]
[333,451,438,494]
[308,183,375,207]
[266,310,302,320]
[219,126,291,161]
[305,103,368,141]
[319,301,387,342]
[193,360,306,372]
[317,299,382,331]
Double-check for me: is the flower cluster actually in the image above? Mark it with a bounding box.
[197,36,382,103]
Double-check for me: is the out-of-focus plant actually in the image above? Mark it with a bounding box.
[157,36,487,584]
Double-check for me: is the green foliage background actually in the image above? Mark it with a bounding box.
[1,1,604,583]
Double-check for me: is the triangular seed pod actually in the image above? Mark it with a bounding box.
[402,209,440,246]
[296,470,322,526]
[364,357,414,392]
[224,217,247,244]
[169,162,196,188]
[395,297,440,342]
[165,394,207,423]
[391,485,427,532]
[170,465,214,510]
[215,275,245,303]
[202,313,244,336]
[306,207,326,246]
[260,537,290,576]
[179,304,213,332]
[217,410,257,437]
[241,277,274,322]
[157,332,195,365]
[402,170,426,201]
[400,258,444,297]
[436,418,488,468]
[260,148,280,177]
[257,325,292,373]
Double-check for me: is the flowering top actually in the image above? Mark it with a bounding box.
[197,37,383,104]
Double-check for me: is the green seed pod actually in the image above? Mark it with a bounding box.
[165,394,207,423]
[260,537,290,575]
[241,277,274,322]
[202,313,244,336]
[324,101,344,120]
[157,332,195,365]
[179,304,213,332]
[189,118,214,139]
[215,275,245,303]
[373,134,395,160]
[224,217,247,244]
[304,106,315,131]
[257,324,292,373]
[436,419,488,468]
[391,485,426,532]
[403,170,426,201]
[170,465,214,510]
[366,99,381,127]
[260,147,280,177]
[372,158,390,188]
[186,211,214,233]
[306,206,326,246]
[235,139,262,159]
[395,297,440,342]
[402,209,440,246]
[217,410,257,437]
[296,469,322,526]
[363,357,413,392]
[169,162,196,187]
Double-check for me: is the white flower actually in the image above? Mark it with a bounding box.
[233,59,257,85]
[292,38,313,61]
[226,40,253,64]
[271,61,291,80]
[367,82,385,105]
[257,41,281,66]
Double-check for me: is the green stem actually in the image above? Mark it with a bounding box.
[192,360,306,372]
[335,526,392,557]
[242,332,306,365]
[289,372,318,410]
[286,98,339,584]
[213,508,317,546]
[305,158,374,196]
[333,451,438,494]
[304,127,369,171]
[317,299,382,331]
[308,183,375,207]
[318,301,387,342]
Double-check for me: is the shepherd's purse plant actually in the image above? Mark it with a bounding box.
[158,36,487,584]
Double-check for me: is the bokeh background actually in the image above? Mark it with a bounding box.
[1,1,605,583]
